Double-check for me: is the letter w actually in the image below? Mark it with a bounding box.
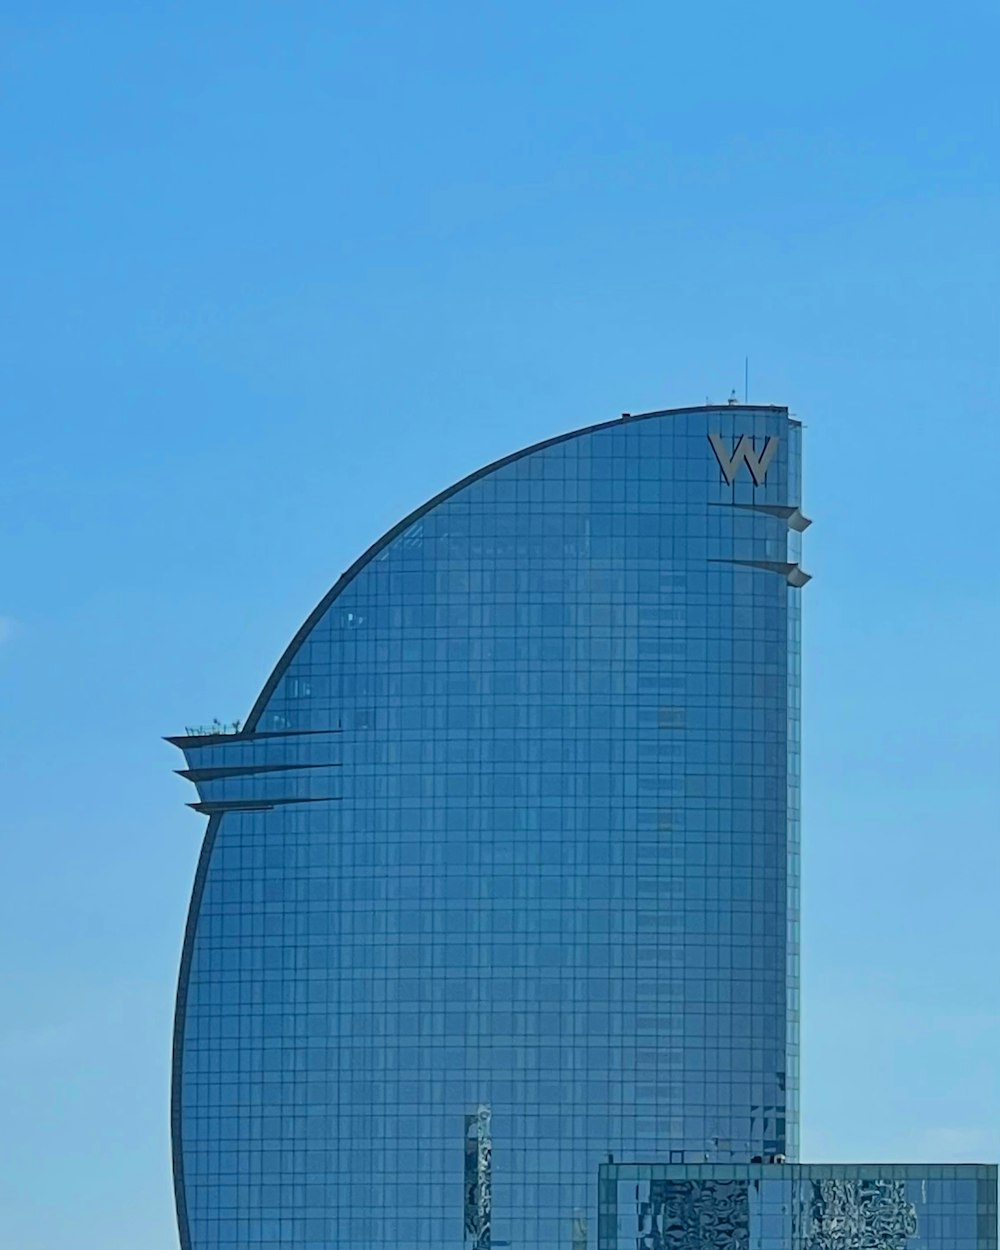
[708,433,779,486]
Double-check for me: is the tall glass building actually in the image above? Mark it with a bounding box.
[169,403,995,1250]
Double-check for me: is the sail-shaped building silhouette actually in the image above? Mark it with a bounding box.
[170,403,994,1250]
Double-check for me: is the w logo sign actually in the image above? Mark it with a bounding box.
[708,433,779,486]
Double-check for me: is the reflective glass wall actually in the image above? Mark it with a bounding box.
[598,1163,998,1250]
[172,405,806,1249]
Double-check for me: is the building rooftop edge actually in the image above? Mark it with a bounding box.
[625,403,788,419]
[240,400,795,733]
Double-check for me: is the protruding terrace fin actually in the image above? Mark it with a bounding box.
[169,730,344,815]
[188,796,342,815]
[165,727,343,748]
[712,558,812,587]
[177,761,343,783]
[712,502,812,531]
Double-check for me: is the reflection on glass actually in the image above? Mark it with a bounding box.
[172,406,808,1249]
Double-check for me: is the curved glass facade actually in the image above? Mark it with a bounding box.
[171,404,807,1250]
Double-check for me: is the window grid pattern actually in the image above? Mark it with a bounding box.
[175,407,803,1249]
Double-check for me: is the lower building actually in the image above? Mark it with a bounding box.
[598,1162,998,1250]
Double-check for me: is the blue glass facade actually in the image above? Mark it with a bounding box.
[170,403,810,1248]
[599,1163,999,1250]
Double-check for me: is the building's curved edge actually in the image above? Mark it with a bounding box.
[244,404,787,731]
[172,401,792,1238]
[171,813,223,1250]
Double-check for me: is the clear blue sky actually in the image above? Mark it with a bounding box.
[2,3,998,1246]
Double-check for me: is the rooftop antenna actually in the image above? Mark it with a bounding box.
[744,356,749,404]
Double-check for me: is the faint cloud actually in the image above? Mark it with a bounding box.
[0,616,14,644]
[915,1126,1000,1161]
[803,1120,1000,1165]
[0,1021,75,1063]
